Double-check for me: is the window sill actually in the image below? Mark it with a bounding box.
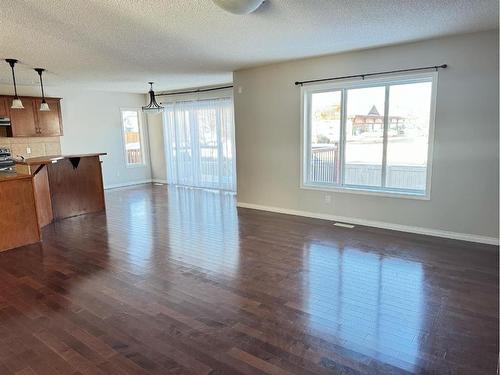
[301,183,430,200]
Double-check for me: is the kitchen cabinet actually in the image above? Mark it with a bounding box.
[0,173,40,252]
[0,97,8,117]
[34,98,63,136]
[0,96,63,137]
[8,99,37,137]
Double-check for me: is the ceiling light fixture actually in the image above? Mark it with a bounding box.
[5,59,23,109]
[212,0,265,14]
[142,82,164,113]
[34,68,50,111]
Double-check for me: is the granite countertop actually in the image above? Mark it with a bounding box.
[15,153,107,166]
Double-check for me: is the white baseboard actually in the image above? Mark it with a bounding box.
[104,179,152,190]
[152,179,168,184]
[236,202,499,246]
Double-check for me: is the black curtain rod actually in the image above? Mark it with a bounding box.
[156,85,233,97]
[295,64,448,86]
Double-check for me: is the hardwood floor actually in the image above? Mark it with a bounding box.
[0,184,497,375]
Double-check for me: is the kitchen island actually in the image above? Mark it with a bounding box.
[16,153,107,228]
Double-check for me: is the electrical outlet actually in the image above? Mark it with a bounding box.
[237,86,243,94]
[26,147,31,154]
[325,194,331,204]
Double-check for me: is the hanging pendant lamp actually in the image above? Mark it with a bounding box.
[142,82,164,113]
[34,68,50,111]
[5,59,23,109]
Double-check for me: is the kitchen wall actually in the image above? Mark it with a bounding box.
[0,136,61,159]
[0,85,151,188]
[233,30,499,243]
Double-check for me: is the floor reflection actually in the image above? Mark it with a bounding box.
[165,186,241,277]
[303,243,424,372]
[104,185,241,277]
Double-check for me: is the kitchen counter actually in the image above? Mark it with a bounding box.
[16,153,106,228]
[0,153,106,252]
[16,153,107,166]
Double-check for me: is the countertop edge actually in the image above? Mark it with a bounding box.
[15,153,107,165]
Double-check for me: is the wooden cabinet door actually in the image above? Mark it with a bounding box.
[0,97,8,117]
[34,98,62,136]
[8,98,38,137]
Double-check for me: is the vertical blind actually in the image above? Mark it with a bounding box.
[163,97,237,191]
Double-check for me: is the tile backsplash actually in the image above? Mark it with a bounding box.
[0,137,61,158]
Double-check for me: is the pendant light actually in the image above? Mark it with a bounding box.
[142,82,164,113]
[5,59,23,109]
[34,68,50,111]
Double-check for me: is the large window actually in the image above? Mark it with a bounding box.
[121,109,145,166]
[163,97,236,191]
[302,73,437,198]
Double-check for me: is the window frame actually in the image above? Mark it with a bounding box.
[120,108,147,168]
[300,71,438,200]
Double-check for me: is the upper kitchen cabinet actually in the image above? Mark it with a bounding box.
[34,98,63,136]
[1,96,63,137]
[7,98,38,137]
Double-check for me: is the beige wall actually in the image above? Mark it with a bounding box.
[0,85,151,188]
[146,112,167,182]
[234,30,499,242]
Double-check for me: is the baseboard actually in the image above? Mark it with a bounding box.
[152,179,168,184]
[236,202,499,246]
[104,179,153,190]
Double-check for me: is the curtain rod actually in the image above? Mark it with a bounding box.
[294,64,448,86]
[156,85,233,97]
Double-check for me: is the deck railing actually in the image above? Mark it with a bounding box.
[310,147,426,189]
[127,149,142,164]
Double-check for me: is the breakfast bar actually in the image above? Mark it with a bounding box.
[16,153,107,227]
[0,153,106,252]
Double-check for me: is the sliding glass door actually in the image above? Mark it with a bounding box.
[163,97,236,191]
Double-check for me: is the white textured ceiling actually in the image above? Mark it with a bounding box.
[0,0,498,93]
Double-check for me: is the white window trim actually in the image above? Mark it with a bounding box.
[300,71,438,200]
[120,108,147,168]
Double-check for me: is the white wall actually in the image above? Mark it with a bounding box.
[0,84,151,188]
[58,89,151,188]
[233,30,499,243]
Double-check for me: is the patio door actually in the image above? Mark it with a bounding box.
[163,97,236,191]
